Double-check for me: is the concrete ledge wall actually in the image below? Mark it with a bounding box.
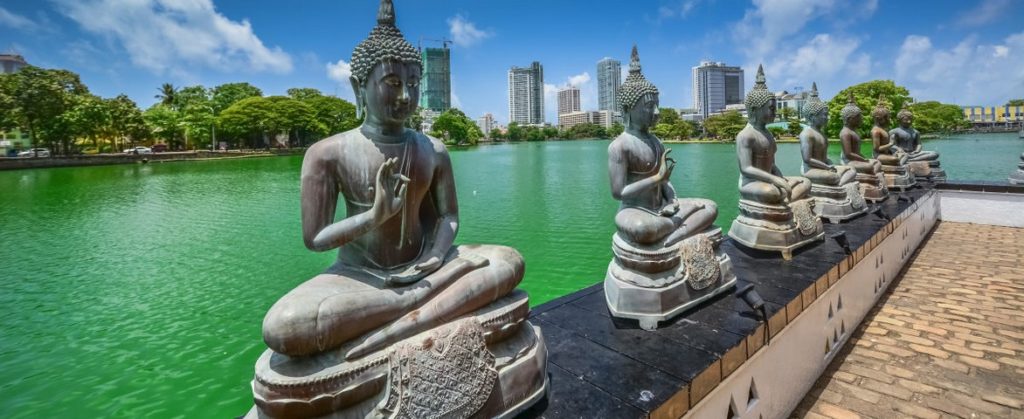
[938,190,1024,228]
[686,192,940,419]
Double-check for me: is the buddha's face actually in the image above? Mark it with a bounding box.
[846,113,862,128]
[752,98,776,123]
[626,93,659,129]
[353,61,421,127]
[810,111,828,128]
[899,113,913,127]
[872,113,886,128]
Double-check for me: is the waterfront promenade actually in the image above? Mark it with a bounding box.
[793,222,1024,418]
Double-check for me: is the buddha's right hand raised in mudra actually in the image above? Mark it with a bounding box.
[370,157,410,223]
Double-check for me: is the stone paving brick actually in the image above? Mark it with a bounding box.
[792,222,1024,419]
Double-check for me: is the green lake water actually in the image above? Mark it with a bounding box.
[0,132,1020,417]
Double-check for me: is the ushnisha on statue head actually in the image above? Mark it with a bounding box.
[348,0,422,128]
[745,64,776,125]
[801,82,828,129]
[871,95,890,128]
[841,91,863,129]
[619,45,660,131]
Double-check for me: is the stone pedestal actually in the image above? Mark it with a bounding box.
[808,182,868,224]
[880,164,916,191]
[853,172,888,202]
[605,228,736,331]
[249,290,548,419]
[908,160,946,183]
[728,198,824,260]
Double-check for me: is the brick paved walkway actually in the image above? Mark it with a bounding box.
[792,222,1024,419]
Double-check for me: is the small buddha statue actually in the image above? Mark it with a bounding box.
[604,45,735,331]
[729,65,823,260]
[248,2,547,417]
[839,93,888,202]
[869,95,916,191]
[799,82,867,223]
[889,104,947,181]
[1009,153,1024,185]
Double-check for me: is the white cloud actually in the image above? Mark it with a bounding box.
[763,34,871,94]
[55,0,292,75]
[957,0,1010,27]
[0,6,37,30]
[734,0,839,62]
[568,72,591,87]
[656,0,700,20]
[325,58,354,100]
[544,72,599,122]
[447,15,492,47]
[895,32,1024,105]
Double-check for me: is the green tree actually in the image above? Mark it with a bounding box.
[3,66,90,154]
[155,83,177,107]
[542,126,559,139]
[506,122,523,141]
[286,88,358,143]
[787,118,803,136]
[768,126,787,138]
[703,110,746,140]
[525,126,545,141]
[107,95,150,150]
[658,108,680,125]
[175,85,210,110]
[287,88,325,102]
[827,80,911,139]
[1007,99,1024,106]
[430,108,481,145]
[909,101,971,134]
[211,82,263,114]
[489,128,504,140]
[144,104,183,148]
[607,122,624,138]
[64,94,110,151]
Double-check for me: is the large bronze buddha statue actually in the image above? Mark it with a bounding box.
[604,46,735,331]
[889,104,947,182]
[799,83,867,223]
[839,93,888,202]
[870,95,916,191]
[729,65,823,259]
[248,2,547,417]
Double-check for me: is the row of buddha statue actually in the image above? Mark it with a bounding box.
[246,2,947,417]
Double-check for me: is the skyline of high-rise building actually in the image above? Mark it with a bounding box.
[508,61,544,125]
[419,46,451,112]
[597,58,621,113]
[557,86,581,116]
[692,61,745,119]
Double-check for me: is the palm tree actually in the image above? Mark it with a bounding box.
[155,83,177,107]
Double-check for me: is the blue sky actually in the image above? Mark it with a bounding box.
[1,0,1022,125]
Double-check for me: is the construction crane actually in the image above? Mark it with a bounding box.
[418,37,451,51]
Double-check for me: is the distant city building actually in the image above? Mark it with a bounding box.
[508,62,545,125]
[558,86,581,116]
[0,54,30,156]
[0,54,27,74]
[962,105,1024,125]
[419,47,451,112]
[692,61,744,119]
[558,110,615,130]
[678,108,702,123]
[477,113,495,137]
[419,108,442,133]
[597,58,621,113]
[774,90,809,121]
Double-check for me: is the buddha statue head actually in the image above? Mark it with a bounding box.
[841,91,863,129]
[745,64,775,125]
[349,0,422,128]
[619,45,660,132]
[871,95,890,128]
[897,103,914,128]
[801,82,828,130]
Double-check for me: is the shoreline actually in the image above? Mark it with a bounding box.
[0,149,304,171]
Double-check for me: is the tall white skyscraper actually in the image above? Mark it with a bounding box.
[557,86,581,116]
[508,62,544,125]
[597,58,621,112]
[692,61,745,118]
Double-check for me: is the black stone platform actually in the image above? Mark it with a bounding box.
[519,185,935,419]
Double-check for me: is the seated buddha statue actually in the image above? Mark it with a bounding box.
[839,92,888,202]
[799,82,867,223]
[604,46,735,331]
[248,2,548,417]
[729,65,823,260]
[870,95,916,191]
[889,104,946,181]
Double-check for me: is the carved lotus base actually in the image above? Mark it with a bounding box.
[880,164,916,191]
[728,198,825,260]
[854,172,888,202]
[248,290,548,419]
[605,228,736,330]
[808,182,868,224]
